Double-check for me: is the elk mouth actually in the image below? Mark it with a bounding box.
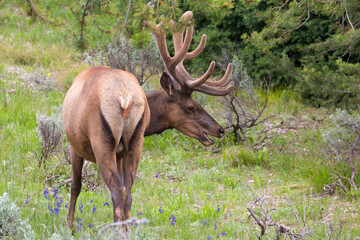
[200,132,215,146]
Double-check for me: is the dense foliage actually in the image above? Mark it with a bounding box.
[22,0,360,107]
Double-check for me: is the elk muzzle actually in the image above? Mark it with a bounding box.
[199,125,224,146]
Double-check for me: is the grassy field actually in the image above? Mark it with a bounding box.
[1,2,359,239]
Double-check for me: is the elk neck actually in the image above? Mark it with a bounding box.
[144,90,172,136]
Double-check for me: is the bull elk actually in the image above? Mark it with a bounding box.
[62,11,233,230]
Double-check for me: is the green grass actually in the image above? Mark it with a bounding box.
[1,2,360,240]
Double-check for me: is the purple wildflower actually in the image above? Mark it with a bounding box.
[54,207,60,214]
[78,221,83,231]
[137,212,143,216]
[207,237,212,240]
[25,194,30,204]
[90,200,93,203]
[221,232,226,236]
[214,222,218,230]
[159,207,163,213]
[44,189,50,200]
[79,203,83,213]
[65,204,68,209]
[52,188,58,198]
[89,223,93,229]
[56,197,63,207]
[202,220,206,225]
[217,233,220,238]
[169,214,176,226]
[48,204,53,215]
[92,207,96,214]
[108,214,111,219]
[104,201,109,206]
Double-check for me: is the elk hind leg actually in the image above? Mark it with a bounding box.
[123,118,147,220]
[94,145,127,223]
[67,147,84,229]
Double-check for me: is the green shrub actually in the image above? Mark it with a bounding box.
[0,193,35,239]
[321,109,360,198]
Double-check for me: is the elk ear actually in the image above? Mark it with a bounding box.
[160,72,175,96]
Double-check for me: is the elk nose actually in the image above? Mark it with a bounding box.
[219,127,225,137]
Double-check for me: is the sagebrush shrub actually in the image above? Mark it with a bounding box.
[85,35,162,87]
[27,68,54,93]
[321,109,360,198]
[0,193,35,239]
[36,107,65,165]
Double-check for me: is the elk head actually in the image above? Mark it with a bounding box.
[146,11,234,146]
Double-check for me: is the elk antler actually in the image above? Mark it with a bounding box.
[146,11,234,96]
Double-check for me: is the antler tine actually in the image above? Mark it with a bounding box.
[146,21,172,65]
[169,24,193,71]
[179,61,215,89]
[146,20,192,78]
[192,63,234,96]
[194,82,234,96]
[202,63,233,87]
[185,34,207,60]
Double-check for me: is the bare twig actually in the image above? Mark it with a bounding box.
[79,0,91,47]
[28,0,62,26]
[156,0,160,18]
[124,0,132,27]
[96,218,149,240]
[345,3,355,30]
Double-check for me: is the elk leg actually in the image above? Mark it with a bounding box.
[123,127,146,220]
[93,146,127,223]
[67,148,84,229]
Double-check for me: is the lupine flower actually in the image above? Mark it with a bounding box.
[48,205,53,215]
[90,200,93,203]
[92,207,96,214]
[214,222,218,230]
[79,203,83,213]
[202,220,206,225]
[25,194,30,203]
[137,212,143,216]
[169,215,176,226]
[56,197,63,207]
[54,207,60,214]
[155,172,160,178]
[65,204,68,209]
[159,207,163,213]
[77,218,82,231]
[89,223,93,229]
[221,232,226,236]
[44,189,50,200]
[104,201,109,206]
[108,214,111,219]
[52,188,58,198]
[217,233,220,238]
[217,206,220,212]
[207,237,212,240]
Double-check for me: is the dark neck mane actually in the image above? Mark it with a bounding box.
[144,90,171,136]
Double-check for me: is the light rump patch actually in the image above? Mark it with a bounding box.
[116,94,134,120]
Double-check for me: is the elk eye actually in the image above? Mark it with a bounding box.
[187,106,195,112]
